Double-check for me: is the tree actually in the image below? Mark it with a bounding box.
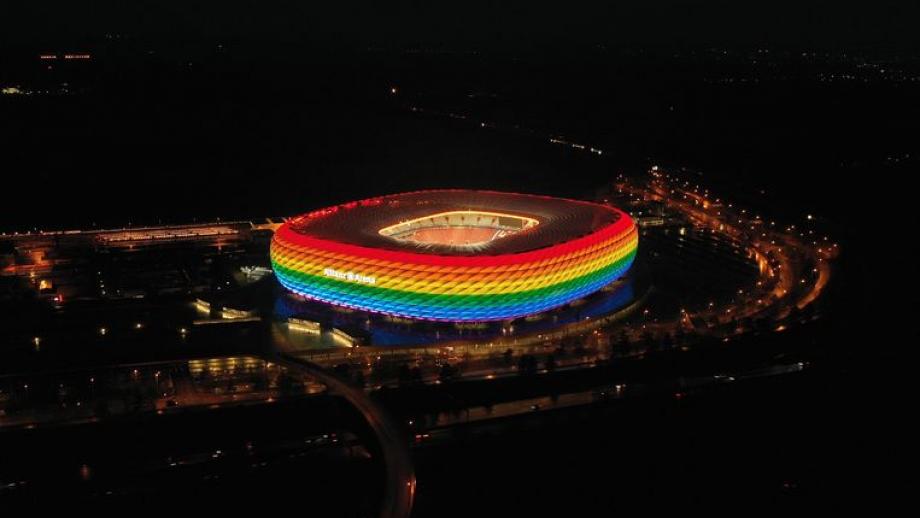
[517,354,538,375]
[641,330,656,352]
[410,366,423,384]
[502,348,514,366]
[661,332,674,351]
[353,370,366,388]
[674,326,687,345]
[614,329,631,356]
[278,373,296,396]
[333,363,351,379]
[397,364,413,386]
[438,363,457,382]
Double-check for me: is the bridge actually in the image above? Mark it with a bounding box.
[271,353,416,518]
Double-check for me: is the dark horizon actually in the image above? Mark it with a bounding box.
[4,1,920,56]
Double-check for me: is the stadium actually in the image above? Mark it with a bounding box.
[270,190,638,321]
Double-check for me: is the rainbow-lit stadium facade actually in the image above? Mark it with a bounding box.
[270,190,638,321]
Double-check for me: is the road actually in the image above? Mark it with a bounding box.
[412,359,810,434]
[272,353,415,518]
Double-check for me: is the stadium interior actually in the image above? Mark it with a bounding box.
[378,211,539,249]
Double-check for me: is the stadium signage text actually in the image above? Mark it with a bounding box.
[324,267,377,285]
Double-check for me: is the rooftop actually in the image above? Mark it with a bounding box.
[285,190,627,256]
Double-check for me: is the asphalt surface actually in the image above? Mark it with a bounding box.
[272,353,416,518]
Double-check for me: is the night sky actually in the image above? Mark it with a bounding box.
[3,1,919,54]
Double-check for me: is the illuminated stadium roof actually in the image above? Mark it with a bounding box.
[283,190,623,256]
[271,190,638,321]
